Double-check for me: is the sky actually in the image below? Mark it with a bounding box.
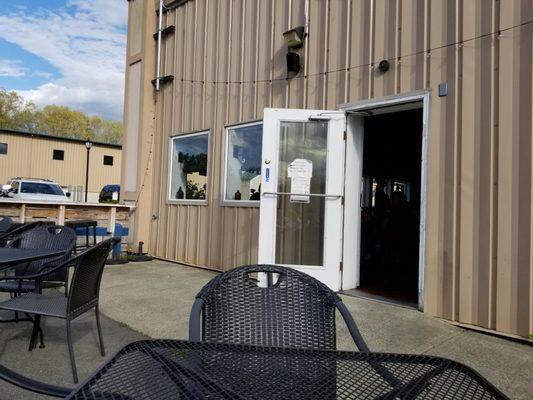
[0,0,128,121]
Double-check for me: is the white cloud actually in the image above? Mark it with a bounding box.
[0,1,127,121]
[0,60,26,77]
[67,0,128,27]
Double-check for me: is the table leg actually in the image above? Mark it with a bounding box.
[28,315,43,351]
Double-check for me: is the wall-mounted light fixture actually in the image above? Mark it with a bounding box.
[283,26,306,48]
[286,52,301,73]
[378,60,390,73]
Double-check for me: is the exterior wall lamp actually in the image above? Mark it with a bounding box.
[283,26,305,75]
[286,52,301,73]
[283,26,306,48]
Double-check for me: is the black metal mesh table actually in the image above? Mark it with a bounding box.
[0,248,64,269]
[67,340,508,400]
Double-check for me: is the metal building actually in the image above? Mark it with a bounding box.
[121,0,532,340]
[0,129,122,201]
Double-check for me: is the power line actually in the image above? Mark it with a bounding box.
[170,19,532,86]
[133,19,531,207]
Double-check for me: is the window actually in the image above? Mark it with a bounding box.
[169,131,209,201]
[0,142,7,155]
[20,182,64,196]
[223,122,263,203]
[53,149,64,160]
[103,155,114,166]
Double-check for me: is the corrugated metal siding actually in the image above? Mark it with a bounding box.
[0,132,122,192]
[141,0,532,337]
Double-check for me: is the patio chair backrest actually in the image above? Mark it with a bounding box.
[67,237,118,318]
[195,264,341,350]
[12,225,76,281]
[0,216,12,234]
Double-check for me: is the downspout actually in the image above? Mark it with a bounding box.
[304,0,309,33]
[155,0,164,91]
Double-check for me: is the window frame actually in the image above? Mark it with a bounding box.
[167,130,210,205]
[103,155,114,166]
[53,149,65,161]
[0,142,7,155]
[221,120,263,207]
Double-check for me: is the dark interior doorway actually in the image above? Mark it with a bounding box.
[356,108,423,306]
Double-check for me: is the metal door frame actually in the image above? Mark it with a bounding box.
[339,90,430,310]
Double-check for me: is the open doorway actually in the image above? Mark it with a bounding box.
[347,107,423,307]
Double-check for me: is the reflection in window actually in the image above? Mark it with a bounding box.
[224,123,262,202]
[20,182,64,195]
[275,121,328,266]
[170,132,209,201]
[0,142,7,155]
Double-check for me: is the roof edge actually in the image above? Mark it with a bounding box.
[0,128,122,149]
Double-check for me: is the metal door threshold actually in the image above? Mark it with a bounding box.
[340,288,419,310]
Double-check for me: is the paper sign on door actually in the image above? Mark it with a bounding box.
[288,158,312,203]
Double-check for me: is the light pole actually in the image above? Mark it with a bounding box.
[85,139,92,202]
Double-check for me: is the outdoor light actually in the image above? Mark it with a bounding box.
[286,52,301,73]
[283,26,305,48]
[85,140,92,150]
[378,60,390,73]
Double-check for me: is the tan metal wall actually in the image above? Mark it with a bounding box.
[0,131,122,193]
[128,0,532,338]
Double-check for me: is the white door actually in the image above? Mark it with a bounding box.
[258,108,346,291]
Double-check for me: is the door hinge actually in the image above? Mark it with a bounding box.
[341,196,345,206]
[343,130,347,140]
[339,261,343,271]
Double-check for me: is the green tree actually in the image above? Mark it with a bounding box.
[89,116,122,144]
[34,105,92,140]
[0,87,123,144]
[0,89,37,131]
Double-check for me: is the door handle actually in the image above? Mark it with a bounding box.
[262,192,342,199]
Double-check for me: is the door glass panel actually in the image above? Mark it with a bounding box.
[275,121,328,266]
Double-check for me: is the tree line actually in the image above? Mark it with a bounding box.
[0,88,122,145]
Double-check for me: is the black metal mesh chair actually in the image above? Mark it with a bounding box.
[0,215,12,234]
[0,218,35,248]
[0,237,119,383]
[0,225,76,294]
[189,264,370,352]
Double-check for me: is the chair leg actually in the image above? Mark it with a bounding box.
[95,306,105,356]
[13,293,19,322]
[38,326,45,349]
[66,319,78,383]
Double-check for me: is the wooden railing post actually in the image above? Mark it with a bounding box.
[108,207,117,235]
[58,205,66,225]
[19,204,26,223]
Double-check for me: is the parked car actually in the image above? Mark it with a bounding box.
[1,178,71,202]
[99,184,120,203]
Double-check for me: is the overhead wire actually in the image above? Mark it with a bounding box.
[171,20,532,85]
[132,19,532,207]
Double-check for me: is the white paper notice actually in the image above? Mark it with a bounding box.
[288,158,313,203]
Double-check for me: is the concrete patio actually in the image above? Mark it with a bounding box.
[0,259,532,399]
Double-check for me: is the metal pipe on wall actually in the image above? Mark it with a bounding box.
[155,0,164,91]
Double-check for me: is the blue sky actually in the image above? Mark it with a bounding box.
[0,0,127,121]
